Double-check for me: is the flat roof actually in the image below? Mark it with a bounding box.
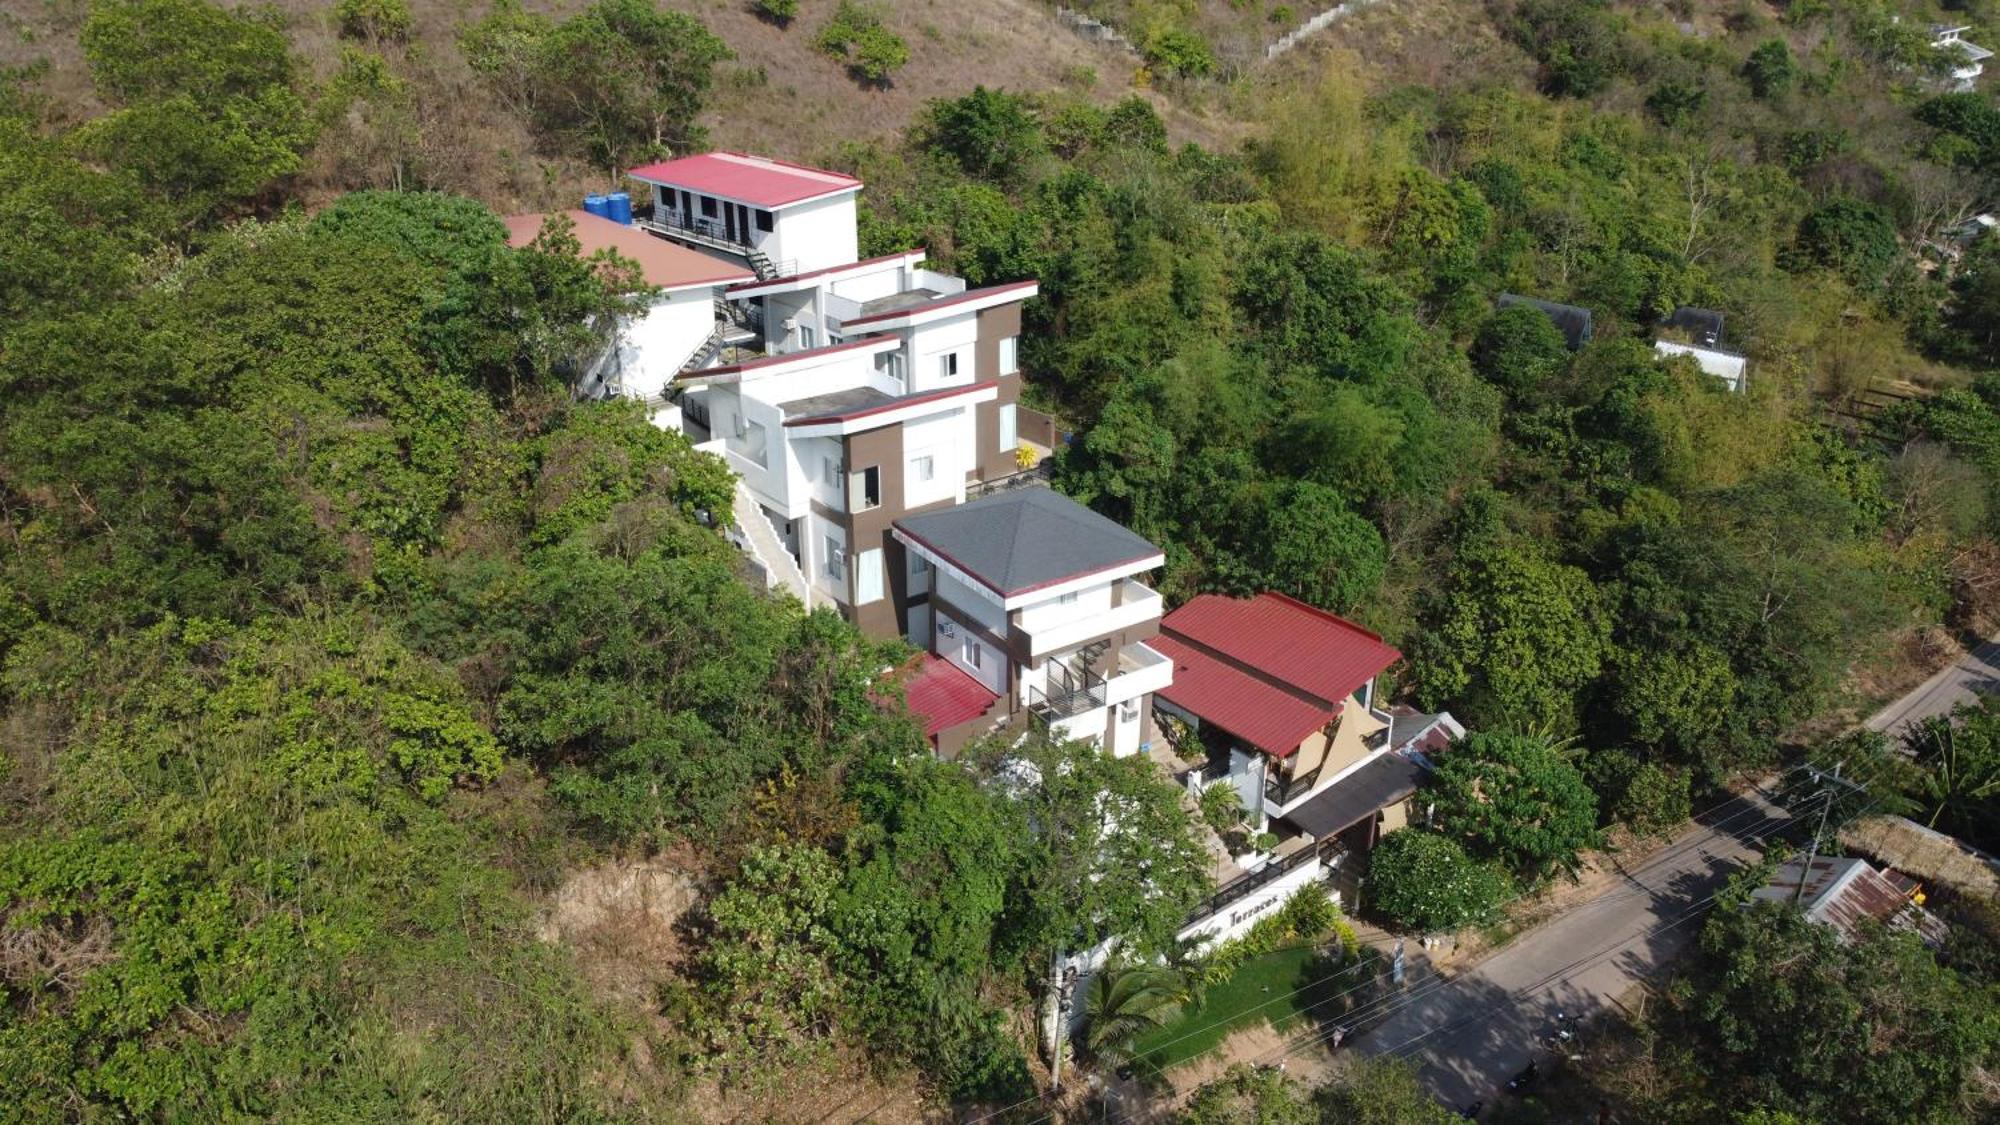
[839,280,1039,329]
[504,211,754,291]
[1283,753,1430,839]
[627,151,862,209]
[894,487,1162,599]
[781,381,994,427]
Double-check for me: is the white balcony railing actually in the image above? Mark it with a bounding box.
[1022,579,1163,660]
[1104,641,1172,708]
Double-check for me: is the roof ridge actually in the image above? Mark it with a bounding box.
[1255,591,1389,643]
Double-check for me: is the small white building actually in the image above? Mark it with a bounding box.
[503,210,753,425]
[628,151,863,277]
[1654,339,1748,393]
[1934,25,1993,92]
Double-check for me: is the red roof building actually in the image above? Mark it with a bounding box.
[900,653,1000,753]
[503,210,754,291]
[1160,592,1402,718]
[626,152,862,209]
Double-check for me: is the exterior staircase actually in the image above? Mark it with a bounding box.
[679,325,725,374]
[728,480,811,608]
[746,246,778,280]
[1076,637,1114,675]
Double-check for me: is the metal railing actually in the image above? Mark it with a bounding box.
[1186,844,1319,924]
[1029,660,1107,722]
[1265,766,1323,809]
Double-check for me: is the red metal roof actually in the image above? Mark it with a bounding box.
[1153,634,1332,758]
[902,653,999,740]
[1161,593,1401,709]
[626,152,861,209]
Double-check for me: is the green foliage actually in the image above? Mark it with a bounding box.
[532,0,730,167]
[921,86,1047,186]
[334,0,412,42]
[1587,749,1693,837]
[1428,731,1601,879]
[1744,39,1797,99]
[1472,304,1571,397]
[1789,197,1898,285]
[1645,78,1707,127]
[1658,899,1999,1122]
[79,0,313,226]
[1144,27,1217,79]
[1506,0,1625,97]
[755,0,799,26]
[1366,829,1512,932]
[1198,780,1249,836]
[1414,541,1609,733]
[817,2,909,85]
[1899,701,2000,850]
[1083,964,1186,1062]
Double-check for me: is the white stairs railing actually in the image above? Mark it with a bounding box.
[728,481,811,608]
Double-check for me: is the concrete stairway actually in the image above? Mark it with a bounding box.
[728,481,811,608]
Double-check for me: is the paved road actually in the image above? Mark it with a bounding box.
[1865,633,2000,739]
[1348,787,1795,1112]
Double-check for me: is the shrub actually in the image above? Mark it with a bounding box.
[755,0,799,26]
[1588,749,1693,837]
[817,2,909,85]
[1744,39,1796,99]
[335,0,412,41]
[1367,830,1512,932]
[1143,27,1216,78]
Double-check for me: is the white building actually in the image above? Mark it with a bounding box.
[1654,339,1748,393]
[503,210,754,425]
[1934,25,1993,92]
[892,488,1175,757]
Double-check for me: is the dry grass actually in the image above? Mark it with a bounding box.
[4,0,1245,213]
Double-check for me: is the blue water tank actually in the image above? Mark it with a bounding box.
[605,191,633,225]
[583,194,609,219]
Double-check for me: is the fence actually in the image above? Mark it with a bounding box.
[1265,0,1384,60]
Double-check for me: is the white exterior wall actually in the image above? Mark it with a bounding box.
[936,608,1006,695]
[906,314,980,393]
[800,434,845,512]
[899,408,974,510]
[827,259,914,304]
[770,195,860,274]
[936,570,1007,633]
[1176,860,1326,953]
[614,288,715,404]
[806,512,847,601]
[761,291,817,352]
[710,389,791,515]
[1015,581,1115,634]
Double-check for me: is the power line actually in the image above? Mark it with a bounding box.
[978,771,1828,1125]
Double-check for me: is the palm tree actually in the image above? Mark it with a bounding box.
[1907,718,2000,840]
[1082,965,1185,1064]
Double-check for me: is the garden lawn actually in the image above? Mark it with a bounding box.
[1128,946,1346,1074]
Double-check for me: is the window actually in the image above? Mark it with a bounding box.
[884,350,907,385]
[966,640,983,670]
[940,353,958,380]
[754,209,774,233]
[998,403,1017,453]
[911,454,935,483]
[849,465,881,511]
[798,324,816,350]
[824,536,845,580]
[911,555,931,574]
[1058,591,1078,606]
[700,195,717,218]
[998,335,1019,374]
[856,548,884,604]
[822,455,840,487]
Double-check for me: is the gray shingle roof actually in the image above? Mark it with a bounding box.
[894,487,1161,598]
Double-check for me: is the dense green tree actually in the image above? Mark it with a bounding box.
[1252,481,1389,612]
[1428,731,1601,879]
[1790,198,1899,285]
[920,86,1046,186]
[1472,304,1571,397]
[1900,702,2000,850]
[529,0,730,168]
[1660,895,1998,1122]
[1366,829,1513,932]
[1414,541,1610,732]
[1744,39,1797,99]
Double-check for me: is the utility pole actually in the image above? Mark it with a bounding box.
[1049,955,1079,1094]
[1795,761,1868,904]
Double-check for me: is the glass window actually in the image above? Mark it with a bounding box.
[1058,591,1078,606]
[940,353,958,380]
[799,324,816,350]
[824,536,844,580]
[967,641,982,669]
[849,465,881,511]
[700,196,718,218]
[911,454,934,482]
[998,403,1017,453]
[755,209,774,232]
[822,455,840,486]
[998,335,1019,374]
[741,419,768,468]
[856,548,884,604]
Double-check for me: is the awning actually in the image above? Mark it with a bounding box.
[1282,753,1428,839]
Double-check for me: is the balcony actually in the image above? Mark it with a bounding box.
[1028,660,1106,722]
[1103,641,1172,707]
[1265,766,1323,810]
[1021,579,1163,661]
